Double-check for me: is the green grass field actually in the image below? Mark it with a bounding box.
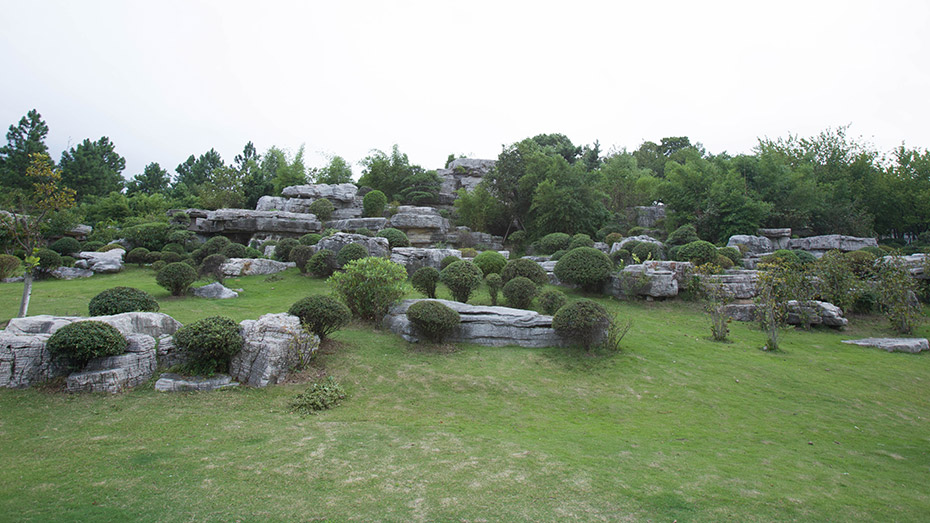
[1,268,929,521]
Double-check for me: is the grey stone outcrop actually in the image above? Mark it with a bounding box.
[5,312,181,338]
[155,373,239,392]
[387,206,449,247]
[697,270,759,299]
[230,313,319,388]
[254,196,317,214]
[282,183,358,202]
[446,228,505,251]
[74,249,124,273]
[643,261,694,288]
[390,247,462,274]
[383,299,574,348]
[51,267,94,280]
[788,235,878,255]
[605,265,678,298]
[220,258,295,277]
[436,158,496,205]
[633,204,666,228]
[841,338,929,354]
[314,232,391,261]
[724,300,848,328]
[616,235,664,251]
[726,235,773,256]
[758,228,791,250]
[193,282,238,299]
[66,334,157,393]
[0,331,59,388]
[191,209,322,236]
[326,217,388,232]
[880,254,928,278]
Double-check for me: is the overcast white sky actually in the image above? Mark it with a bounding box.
[2,0,928,180]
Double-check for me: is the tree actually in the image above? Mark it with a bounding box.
[176,148,225,188]
[59,137,126,201]
[358,145,437,203]
[527,156,609,238]
[234,141,273,208]
[270,145,308,195]
[316,155,354,184]
[200,166,245,209]
[0,153,76,317]
[126,162,170,195]
[0,109,50,191]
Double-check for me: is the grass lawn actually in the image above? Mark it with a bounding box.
[1,267,929,521]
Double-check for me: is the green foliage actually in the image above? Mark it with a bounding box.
[473,250,506,276]
[667,224,700,246]
[536,232,571,254]
[717,246,742,265]
[611,248,632,266]
[158,252,182,264]
[485,273,502,306]
[359,146,440,204]
[0,110,49,191]
[151,260,166,272]
[631,242,663,262]
[502,276,538,309]
[156,262,198,296]
[354,228,373,237]
[377,228,409,249]
[549,249,567,261]
[288,295,351,340]
[794,250,817,265]
[97,244,124,252]
[411,266,439,299]
[289,245,315,274]
[315,155,354,184]
[126,247,151,267]
[552,299,609,350]
[308,198,335,221]
[199,254,227,283]
[539,289,567,315]
[50,237,81,256]
[36,248,61,273]
[439,260,484,303]
[88,286,159,316]
[604,232,624,247]
[715,255,734,270]
[406,300,460,343]
[336,243,368,267]
[501,258,548,287]
[289,377,346,415]
[453,184,509,235]
[459,248,478,258]
[507,230,526,250]
[363,190,387,217]
[0,254,21,279]
[844,250,878,277]
[554,247,613,291]
[329,257,407,321]
[596,224,626,242]
[274,238,299,263]
[676,240,718,265]
[299,233,323,246]
[762,249,800,266]
[568,234,594,251]
[82,241,104,252]
[193,236,231,264]
[222,243,248,259]
[173,316,244,375]
[307,249,337,278]
[46,320,127,368]
[440,255,460,270]
[163,243,186,255]
[59,136,126,202]
[875,256,922,334]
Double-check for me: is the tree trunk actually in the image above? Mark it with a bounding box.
[18,271,33,318]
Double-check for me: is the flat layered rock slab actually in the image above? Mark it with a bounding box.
[842,338,929,353]
[155,373,238,392]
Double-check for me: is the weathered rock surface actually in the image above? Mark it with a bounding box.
[326,217,388,232]
[633,204,666,228]
[281,183,358,202]
[259,183,363,220]
[51,266,94,280]
[643,261,694,288]
[155,372,239,392]
[725,300,848,327]
[155,335,185,369]
[191,209,322,236]
[436,158,496,204]
[697,270,759,299]
[193,282,238,299]
[446,227,505,251]
[758,228,792,250]
[726,235,773,256]
[66,334,157,393]
[314,232,391,261]
[788,235,878,254]
[254,196,316,214]
[615,235,664,252]
[5,312,182,338]
[841,337,929,353]
[390,247,462,273]
[74,249,125,273]
[383,299,574,348]
[220,258,295,277]
[880,254,928,278]
[0,332,58,388]
[605,265,678,298]
[230,313,319,388]
[388,206,449,246]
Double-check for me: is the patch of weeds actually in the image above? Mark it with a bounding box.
[289,376,346,415]
[264,273,284,283]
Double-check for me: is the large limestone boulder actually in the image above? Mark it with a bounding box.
[155,373,238,392]
[724,300,847,327]
[220,258,295,277]
[633,204,666,228]
[388,206,449,246]
[314,232,391,260]
[383,299,572,348]
[758,228,792,250]
[5,312,181,338]
[842,338,929,354]
[643,261,694,288]
[259,183,364,220]
[726,235,773,256]
[0,332,58,388]
[446,227,505,251]
[51,266,94,280]
[614,235,664,252]
[697,270,759,299]
[230,313,319,387]
[788,235,878,255]
[391,247,462,274]
[74,249,125,273]
[254,196,316,214]
[436,158,496,204]
[191,209,322,236]
[66,334,157,393]
[605,265,678,298]
[193,282,238,299]
[282,183,358,202]
[326,217,388,232]
[880,254,928,278]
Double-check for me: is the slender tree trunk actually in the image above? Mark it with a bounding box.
[18,271,33,318]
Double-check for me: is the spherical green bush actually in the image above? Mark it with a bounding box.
[127,247,151,267]
[82,241,104,252]
[549,249,567,262]
[299,233,323,246]
[502,276,538,310]
[500,258,548,287]
[328,257,408,321]
[156,262,198,296]
[761,249,799,266]
[411,266,440,298]
[363,190,387,217]
[288,295,351,340]
[717,246,742,265]
[151,260,167,272]
[60,256,75,267]
[486,273,502,306]
[440,255,461,270]
[631,242,663,262]
[146,251,163,263]
[677,240,718,265]
[377,228,409,248]
[337,243,369,267]
[160,251,183,264]
[554,247,613,291]
[604,232,625,247]
[354,227,373,237]
[36,248,61,274]
[715,254,734,269]
[611,248,632,266]
[50,237,81,256]
[460,247,478,258]
[507,230,526,249]
[0,254,21,280]
[536,232,571,255]
[173,316,243,375]
[163,242,186,255]
[308,198,335,221]
[539,289,567,315]
[473,250,506,276]
[440,260,484,303]
[244,247,262,258]
[195,236,231,263]
[406,300,460,343]
[290,245,315,274]
[223,243,248,259]
[794,250,817,266]
[552,299,610,349]
[46,321,128,368]
[568,234,594,251]
[199,254,228,281]
[89,286,160,316]
[274,238,299,263]
[307,249,337,277]
[667,224,700,245]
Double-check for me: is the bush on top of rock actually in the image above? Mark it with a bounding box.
[89,286,160,316]
[554,247,613,291]
[46,320,128,369]
[308,198,335,221]
[377,228,409,249]
[406,300,460,343]
[174,316,244,375]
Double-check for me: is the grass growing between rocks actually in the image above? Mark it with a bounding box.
[1,268,930,521]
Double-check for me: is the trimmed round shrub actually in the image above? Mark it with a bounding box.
[127,247,151,267]
[631,242,663,262]
[290,245,315,274]
[274,238,299,263]
[146,251,163,263]
[337,243,368,267]
[36,248,61,273]
[667,224,700,245]
[199,254,228,282]
[552,299,609,349]
[554,247,613,291]
[308,198,335,221]
[151,260,166,272]
[173,316,243,375]
[501,258,548,286]
[794,250,817,266]
[377,228,409,248]
[244,247,262,258]
[549,249,567,261]
[604,232,624,247]
[502,276,537,309]
[411,266,440,298]
[46,320,128,368]
[486,273,502,306]
[168,230,196,249]
[0,254,21,279]
[844,249,877,277]
[50,237,81,256]
[407,300,460,343]
[440,255,461,270]
[193,236,231,264]
[363,190,387,217]
[440,260,484,303]
[596,224,625,242]
[289,295,351,340]
[89,286,159,316]
[223,243,248,259]
[611,248,632,266]
[568,234,594,251]
[156,262,198,296]
[329,257,408,321]
[715,254,734,269]
[507,230,526,249]
[60,256,75,267]
[460,247,478,258]
[160,251,183,264]
[121,222,172,252]
[536,232,571,255]
[761,249,799,266]
[717,246,742,265]
[677,240,717,265]
[163,242,186,255]
[299,233,323,246]
[82,240,104,252]
[182,258,198,268]
[307,249,337,278]
[539,289,568,315]
[473,250,506,276]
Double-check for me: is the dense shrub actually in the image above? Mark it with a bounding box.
[502,276,537,309]
[126,247,151,267]
[199,254,228,282]
[151,260,166,272]
[761,249,799,266]
[611,248,632,266]
[501,258,548,286]
[845,250,877,277]
[89,286,159,316]
[46,320,128,368]
[308,198,335,221]
[604,232,624,247]
[536,232,571,254]
[596,224,625,242]
[627,226,648,236]
[36,248,61,274]
[289,245,315,274]
[289,295,351,340]
[406,300,460,343]
[289,377,346,415]
[568,234,594,251]
[667,224,700,245]
[549,249,567,261]
[376,228,409,248]
[245,247,263,258]
[82,240,104,252]
[506,230,526,249]
[60,255,75,267]
[307,249,337,277]
[483,272,501,305]
[170,211,191,227]
[716,254,734,269]
[98,243,125,252]
[473,250,506,276]
[146,251,163,263]
[411,266,440,298]
[173,316,243,375]
[717,246,742,265]
[539,289,567,315]
[677,240,718,265]
[122,222,172,252]
[0,254,20,279]
[794,250,817,265]
[554,247,613,291]
[156,262,198,296]
[337,243,369,267]
[50,237,81,256]
[167,229,196,250]
[631,241,663,262]
[193,236,231,264]
[460,247,478,258]
[363,190,387,217]
[329,257,408,321]
[351,227,371,237]
[440,260,484,303]
[552,299,609,349]
[163,243,186,255]
[274,238,300,263]
[223,243,248,259]
[159,251,183,264]
[440,255,461,270]
[299,233,323,246]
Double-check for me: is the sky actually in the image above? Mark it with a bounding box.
[2,0,929,181]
